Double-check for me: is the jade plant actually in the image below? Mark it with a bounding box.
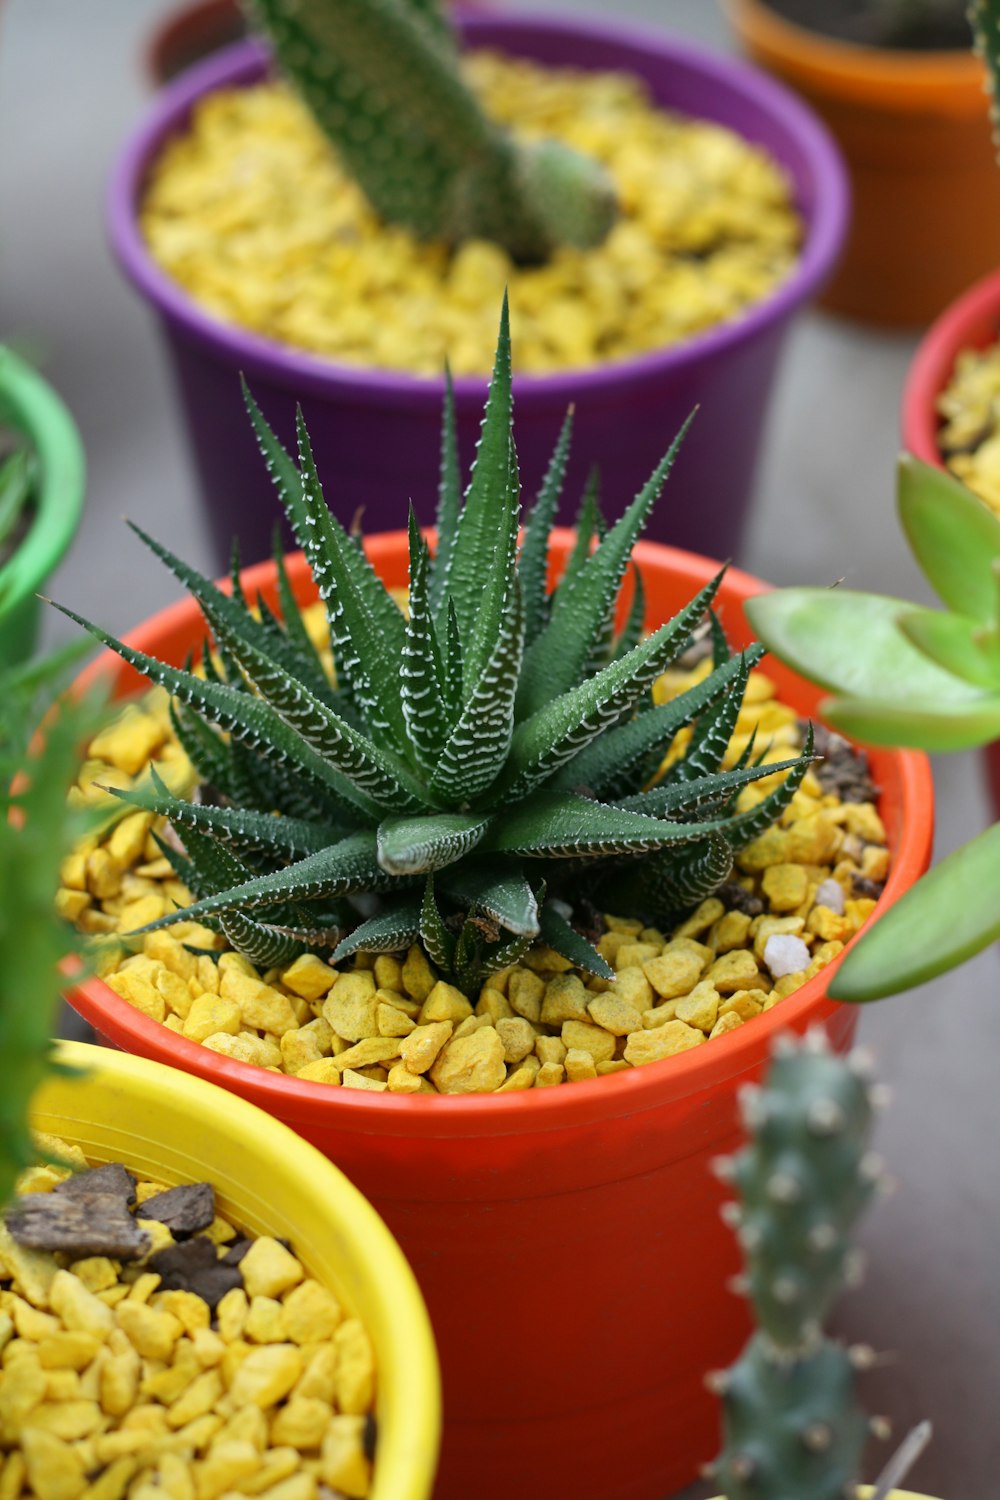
[747,457,1000,1000]
[56,305,813,995]
[239,0,618,263]
[705,1030,930,1500]
[0,646,101,1207]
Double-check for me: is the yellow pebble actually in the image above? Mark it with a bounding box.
[399,1019,452,1075]
[239,1238,304,1301]
[401,944,437,1002]
[48,1270,114,1338]
[429,1026,506,1094]
[642,949,704,1000]
[322,972,378,1041]
[623,1020,705,1065]
[280,954,337,1000]
[227,1344,303,1409]
[586,992,644,1036]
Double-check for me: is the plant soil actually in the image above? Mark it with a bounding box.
[761,0,971,50]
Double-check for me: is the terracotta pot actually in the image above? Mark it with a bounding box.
[34,1041,441,1500]
[109,18,848,571]
[725,0,1000,326]
[64,533,933,1500]
[901,265,1000,814]
[144,0,247,87]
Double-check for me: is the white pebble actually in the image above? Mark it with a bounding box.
[763,934,811,980]
[814,878,845,915]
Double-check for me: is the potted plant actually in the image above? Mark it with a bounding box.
[725,0,1000,325]
[703,1029,937,1500]
[0,654,441,1500]
[0,346,85,667]
[109,1,848,569]
[53,314,931,1500]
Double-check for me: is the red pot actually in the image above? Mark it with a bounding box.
[66,533,933,1500]
[901,266,1000,813]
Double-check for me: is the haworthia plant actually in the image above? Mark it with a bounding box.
[0,645,102,1208]
[706,1032,905,1500]
[749,457,1000,1001]
[240,0,618,262]
[58,305,813,995]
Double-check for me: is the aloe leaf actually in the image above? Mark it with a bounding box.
[50,601,383,821]
[709,609,732,667]
[723,727,814,851]
[483,793,720,858]
[560,466,603,598]
[607,830,734,923]
[401,509,449,772]
[419,876,456,971]
[296,412,409,751]
[897,605,1000,690]
[898,455,1000,622]
[662,652,755,785]
[442,596,464,722]
[498,585,725,803]
[218,910,307,969]
[443,298,519,689]
[822,693,1000,752]
[429,363,460,617]
[376,810,491,876]
[135,832,400,932]
[829,821,1000,1001]
[332,897,423,963]
[430,571,524,804]
[615,753,806,818]
[519,406,574,648]
[517,412,694,717]
[746,587,990,707]
[437,858,539,936]
[611,563,646,662]
[538,903,613,979]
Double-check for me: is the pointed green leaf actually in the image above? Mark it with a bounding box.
[615,754,807,818]
[429,363,461,617]
[723,728,814,851]
[218,910,306,970]
[822,692,1000,752]
[482,793,719,858]
[419,876,456,971]
[401,509,449,771]
[332,898,423,963]
[830,821,1000,1001]
[898,453,1000,622]
[538,904,613,979]
[611,564,646,662]
[663,653,753,784]
[376,811,491,876]
[518,406,573,648]
[438,859,539,936]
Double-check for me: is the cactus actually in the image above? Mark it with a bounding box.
[239,0,618,263]
[706,1031,888,1500]
[53,306,814,996]
[0,647,101,1207]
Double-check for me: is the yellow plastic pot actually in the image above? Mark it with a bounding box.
[30,1041,441,1500]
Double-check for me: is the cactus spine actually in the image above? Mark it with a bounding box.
[240,0,618,262]
[707,1031,887,1500]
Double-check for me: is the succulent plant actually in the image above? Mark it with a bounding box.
[56,306,812,995]
[0,645,101,1207]
[747,456,1000,1001]
[239,0,618,263]
[706,1031,893,1500]
[0,434,34,578]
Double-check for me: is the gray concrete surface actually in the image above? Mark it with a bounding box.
[0,2,993,1494]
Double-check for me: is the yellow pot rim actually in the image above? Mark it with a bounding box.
[33,1041,441,1500]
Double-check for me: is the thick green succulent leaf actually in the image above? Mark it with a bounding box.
[332,898,423,963]
[558,647,754,801]
[442,597,464,723]
[709,609,732,668]
[821,692,1000,752]
[662,652,755,784]
[296,412,409,752]
[723,727,814,852]
[482,793,718,859]
[429,364,461,617]
[746,587,989,708]
[610,564,646,662]
[401,509,449,771]
[616,753,806,819]
[830,821,1000,1001]
[442,300,519,690]
[538,903,613,979]
[376,810,491,876]
[898,454,1000,622]
[518,407,574,648]
[498,585,724,803]
[169,697,234,799]
[430,571,524,804]
[218,910,306,969]
[516,413,693,716]
[51,603,381,821]
[437,859,539,936]
[0,448,32,550]
[272,536,340,708]
[897,605,1000,690]
[606,830,734,923]
[560,467,604,599]
[135,832,399,932]
[419,876,456,971]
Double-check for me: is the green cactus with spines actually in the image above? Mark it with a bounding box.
[239,0,618,263]
[54,306,815,996]
[707,1031,887,1500]
[0,645,102,1208]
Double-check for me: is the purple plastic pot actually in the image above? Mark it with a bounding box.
[108,15,849,569]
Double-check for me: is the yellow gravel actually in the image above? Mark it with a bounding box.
[937,341,1000,515]
[141,50,802,376]
[0,1143,376,1500]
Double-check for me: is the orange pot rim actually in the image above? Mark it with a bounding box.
[724,0,988,111]
[65,531,934,1136]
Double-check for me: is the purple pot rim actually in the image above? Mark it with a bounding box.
[107,13,849,408]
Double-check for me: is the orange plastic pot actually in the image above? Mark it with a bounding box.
[65,534,933,1500]
[725,0,1000,326]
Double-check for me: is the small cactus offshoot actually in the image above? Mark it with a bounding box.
[706,1031,889,1500]
[55,305,814,997]
[240,0,618,263]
